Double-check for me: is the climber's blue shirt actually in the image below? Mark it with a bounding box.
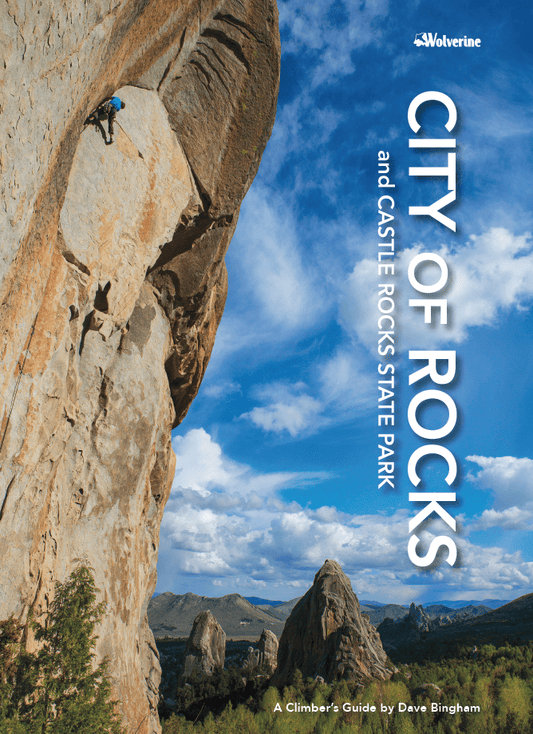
[109,97,122,113]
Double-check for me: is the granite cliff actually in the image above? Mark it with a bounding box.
[0,1,279,732]
[272,560,393,686]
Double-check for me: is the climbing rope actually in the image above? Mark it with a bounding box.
[115,122,145,160]
[0,317,37,457]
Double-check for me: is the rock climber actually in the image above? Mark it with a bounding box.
[85,96,126,145]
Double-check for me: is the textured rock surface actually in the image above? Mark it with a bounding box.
[0,1,279,732]
[272,560,393,686]
[179,611,226,682]
[243,628,278,674]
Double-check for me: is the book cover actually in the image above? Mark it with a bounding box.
[1,0,533,731]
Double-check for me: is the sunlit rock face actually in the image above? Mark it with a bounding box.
[0,1,279,731]
[272,560,394,686]
[178,611,226,683]
[244,629,279,674]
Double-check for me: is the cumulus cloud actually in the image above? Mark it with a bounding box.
[403,524,533,594]
[158,429,533,601]
[451,539,533,592]
[466,507,533,532]
[451,455,533,533]
[171,428,329,498]
[243,382,324,437]
[466,455,533,511]
[342,228,533,352]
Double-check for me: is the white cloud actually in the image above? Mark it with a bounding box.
[171,428,328,498]
[404,526,533,593]
[466,455,533,511]
[279,0,389,89]
[243,383,324,437]
[240,348,374,437]
[239,200,319,329]
[159,430,533,602]
[342,228,533,352]
[201,381,241,399]
[171,428,245,498]
[453,540,533,592]
[456,455,533,533]
[466,507,533,532]
[210,185,332,366]
[260,92,347,185]
[318,348,373,408]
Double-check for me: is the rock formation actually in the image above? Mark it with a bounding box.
[408,602,431,630]
[272,560,393,686]
[379,593,533,662]
[377,602,455,657]
[0,1,279,732]
[179,611,226,681]
[243,628,278,674]
[377,603,428,656]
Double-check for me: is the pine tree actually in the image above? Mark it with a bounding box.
[0,565,125,733]
[0,616,24,719]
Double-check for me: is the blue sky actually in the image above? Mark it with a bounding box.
[156,0,533,604]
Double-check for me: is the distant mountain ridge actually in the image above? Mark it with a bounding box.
[419,599,510,610]
[359,599,508,610]
[245,597,286,607]
[149,591,501,641]
[247,596,508,611]
[248,598,495,626]
[378,593,533,662]
[148,591,286,640]
[153,592,508,610]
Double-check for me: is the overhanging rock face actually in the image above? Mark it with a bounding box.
[0,1,279,732]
